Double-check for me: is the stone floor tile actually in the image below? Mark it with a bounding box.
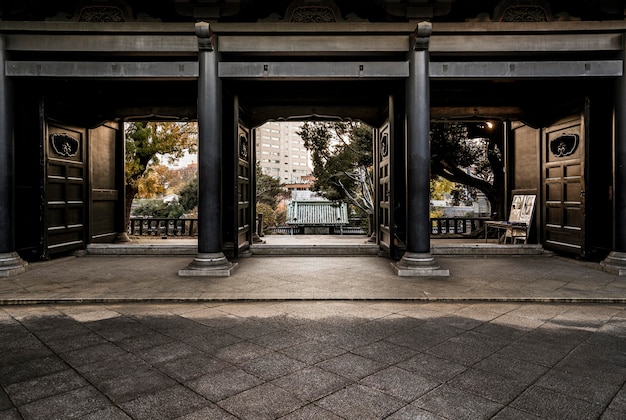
[76,352,152,383]
[316,384,404,420]
[602,407,626,420]
[96,368,178,403]
[446,367,529,404]
[424,335,501,366]
[17,386,112,420]
[250,328,307,350]
[473,353,548,384]
[176,405,238,420]
[113,330,175,352]
[554,346,626,385]
[386,404,446,419]
[279,339,346,364]
[218,383,304,420]
[187,367,263,402]
[241,351,307,381]
[497,341,572,367]
[45,331,110,353]
[414,384,503,419]
[0,388,11,412]
[352,340,419,364]
[213,340,271,365]
[271,366,350,402]
[605,384,626,413]
[120,385,210,420]
[0,355,67,386]
[5,369,88,407]
[60,342,130,367]
[184,329,242,350]
[385,330,448,352]
[223,318,281,340]
[491,407,542,419]
[157,353,231,382]
[0,408,23,420]
[511,385,605,419]
[135,340,199,365]
[360,366,439,402]
[80,406,133,420]
[397,352,466,382]
[279,403,344,420]
[316,352,384,381]
[534,368,620,407]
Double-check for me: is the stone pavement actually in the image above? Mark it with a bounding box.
[1,242,626,419]
[1,301,625,419]
[0,253,624,303]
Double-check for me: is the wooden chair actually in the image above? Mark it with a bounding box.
[485,194,536,244]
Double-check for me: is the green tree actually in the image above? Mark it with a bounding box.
[178,176,199,213]
[297,121,374,215]
[125,121,197,225]
[430,121,504,219]
[132,199,185,219]
[256,164,286,209]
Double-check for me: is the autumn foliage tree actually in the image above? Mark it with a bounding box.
[125,121,197,225]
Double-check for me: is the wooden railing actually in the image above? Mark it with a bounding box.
[129,218,198,237]
[128,216,488,237]
[430,217,488,236]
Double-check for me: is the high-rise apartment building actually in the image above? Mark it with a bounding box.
[255,121,311,183]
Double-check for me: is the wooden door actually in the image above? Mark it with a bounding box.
[44,123,87,257]
[543,117,585,254]
[376,97,396,257]
[233,98,252,255]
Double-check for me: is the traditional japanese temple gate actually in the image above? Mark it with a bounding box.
[1,0,626,278]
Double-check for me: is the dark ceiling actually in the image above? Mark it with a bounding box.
[1,0,623,23]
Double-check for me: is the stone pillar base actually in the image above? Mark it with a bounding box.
[179,252,238,277]
[0,252,28,277]
[115,232,132,243]
[392,252,450,277]
[601,251,626,275]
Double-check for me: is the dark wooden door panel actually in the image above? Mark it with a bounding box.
[45,124,86,256]
[543,118,585,254]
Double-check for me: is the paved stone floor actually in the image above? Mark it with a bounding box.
[1,301,625,419]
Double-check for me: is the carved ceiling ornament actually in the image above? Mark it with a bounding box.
[494,0,553,22]
[264,0,346,23]
[73,1,134,22]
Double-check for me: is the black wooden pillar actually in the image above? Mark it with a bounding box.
[601,39,626,275]
[0,36,28,276]
[179,22,237,277]
[392,22,448,277]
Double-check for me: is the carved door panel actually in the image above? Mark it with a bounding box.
[44,123,87,257]
[233,98,252,255]
[543,117,586,255]
[376,98,396,257]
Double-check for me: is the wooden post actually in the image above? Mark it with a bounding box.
[179,22,237,277]
[0,36,28,276]
[392,22,449,277]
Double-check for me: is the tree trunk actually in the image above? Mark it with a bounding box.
[125,184,138,231]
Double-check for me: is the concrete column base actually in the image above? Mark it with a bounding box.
[115,232,132,243]
[601,251,626,275]
[178,252,238,277]
[0,252,28,277]
[392,252,450,277]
